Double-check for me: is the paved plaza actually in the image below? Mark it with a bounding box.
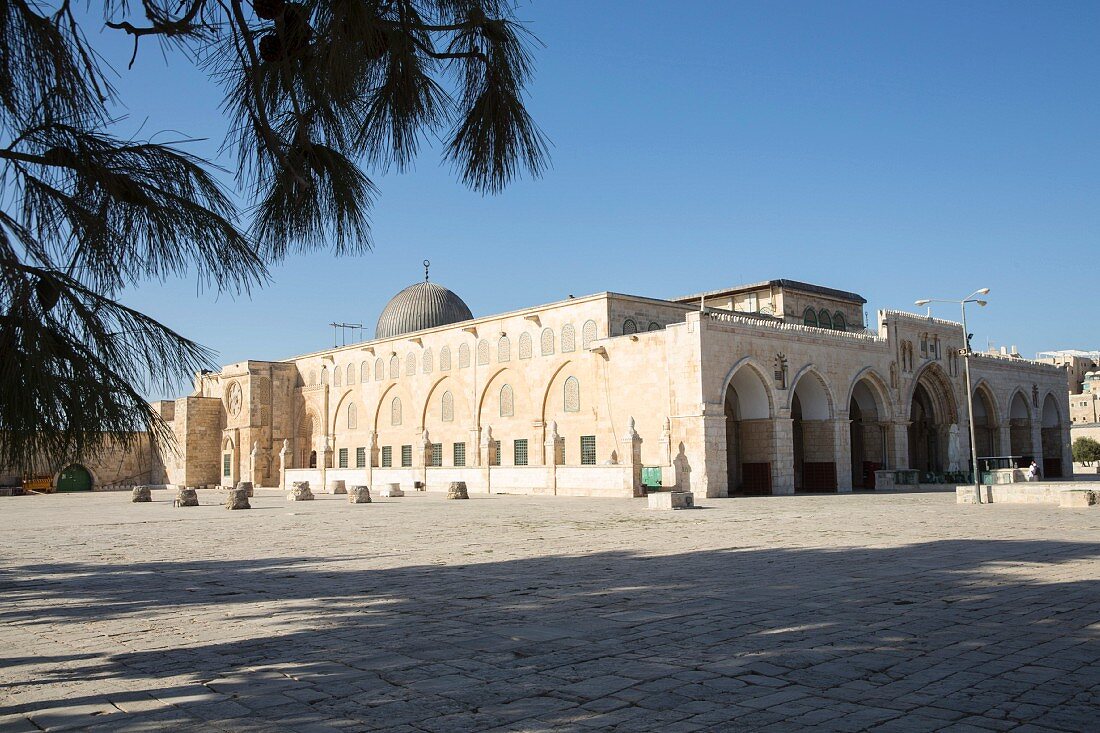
[1,489,1098,732]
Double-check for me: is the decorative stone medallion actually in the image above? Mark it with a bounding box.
[227,381,243,416]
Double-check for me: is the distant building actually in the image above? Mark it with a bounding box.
[1035,349,1100,395]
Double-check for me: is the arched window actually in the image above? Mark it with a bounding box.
[582,320,597,349]
[564,376,580,413]
[498,335,511,362]
[562,324,576,352]
[309,370,317,386]
[833,312,846,331]
[477,339,489,365]
[348,402,357,430]
[519,333,532,359]
[389,354,400,378]
[374,358,384,381]
[541,328,555,356]
[648,322,660,332]
[622,319,638,335]
[348,363,356,384]
[320,366,329,386]
[405,352,416,375]
[442,391,454,422]
[423,347,433,374]
[803,307,818,327]
[818,309,832,329]
[391,396,402,426]
[500,384,514,417]
[458,343,471,368]
[334,367,342,387]
[360,362,368,383]
[440,346,451,371]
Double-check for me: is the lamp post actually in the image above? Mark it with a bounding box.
[915,289,990,505]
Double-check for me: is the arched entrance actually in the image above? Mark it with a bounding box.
[972,385,999,458]
[791,371,836,492]
[907,366,957,476]
[1009,391,1033,463]
[56,464,93,492]
[722,364,773,495]
[849,377,888,488]
[297,412,317,468]
[1041,394,1064,478]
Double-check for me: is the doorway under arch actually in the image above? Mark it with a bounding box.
[791,372,836,492]
[1040,394,1064,478]
[1009,391,1034,462]
[907,366,957,476]
[972,385,999,458]
[849,378,888,488]
[722,365,774,495]
[56,464,93,492]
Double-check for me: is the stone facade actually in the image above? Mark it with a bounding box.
[7,279,1071,497]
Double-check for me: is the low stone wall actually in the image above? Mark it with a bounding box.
[957,482,1100,507]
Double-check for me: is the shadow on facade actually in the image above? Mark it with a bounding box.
[2,540,1098,730]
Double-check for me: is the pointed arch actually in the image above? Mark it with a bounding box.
[720,357,776,420]
[360,361,369,383]
[477,339,489,365]
[334,366,342,387]
[498,335,511,362]
[320,366,329,386]
[440,345,452,371]
[541,328,555,356]
[785,365,835,419]
[458,342,471,368]
[843,366,893,421]
[405,352,416,375]
[582,320,597,349]
[389,354,399,379]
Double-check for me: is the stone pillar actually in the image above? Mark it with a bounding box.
[365,431,376,486]
[892,420,912,470]
[534,420,547,465]
[418,430,430,489]
[250,441,263,487]
[480,426,493,494]
[544,420,560,496]
[771,417,795,495]
[1030,419,1043,464]
[998,424,1013,461]
[621,417,643,497]
[278,439,289,492]
[467,427,481,467]
[658,416,672,467]
[833,416,853,492]
[687,406,727,499]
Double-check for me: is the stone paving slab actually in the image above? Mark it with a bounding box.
[0,489,1098,732]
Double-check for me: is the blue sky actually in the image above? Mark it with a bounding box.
[102,0,1098,382]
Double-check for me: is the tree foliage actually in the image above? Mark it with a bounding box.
[0,0,547,470]
[1071,436,1100,466]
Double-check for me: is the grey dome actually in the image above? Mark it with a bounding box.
[375,280,473,339]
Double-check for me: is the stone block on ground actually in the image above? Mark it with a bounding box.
[1060,490,1098,508]
[348,485,372,503]
[288,481,314,501]
[131,485,152,502]
[648,490,694,510]
[327,480,347,495]
[235,481,254,497]
[176,487,199,507]
[225,487,250,510]
[379,483,404,498]
[447,481,469,500]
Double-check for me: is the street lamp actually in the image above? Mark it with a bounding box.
[914,288,990,504]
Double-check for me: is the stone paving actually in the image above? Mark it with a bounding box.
[0,488,1098,732]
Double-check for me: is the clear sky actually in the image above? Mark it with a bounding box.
[100,0,1098,389]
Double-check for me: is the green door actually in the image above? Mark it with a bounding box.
[56,465,92,492]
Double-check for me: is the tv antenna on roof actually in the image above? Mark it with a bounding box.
[329,322,364,348]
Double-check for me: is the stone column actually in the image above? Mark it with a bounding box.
[621,417,643,497]
[544,420,559,496]
[365,431,376,485]
[278,439,289,491]
[771,417,795,495]
[833,416,853,492]
[480,426,493,494]
[533,420,547,465]
[468,427,481,467]
[892,420,912,470]
[998,424,1012,460]
[418,430,430,488]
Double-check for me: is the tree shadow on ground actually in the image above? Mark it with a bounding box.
[1,539,1098,732]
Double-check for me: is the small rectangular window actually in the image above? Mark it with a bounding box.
[223,454,231,477]
[514,439,528,466]
[338,448,348,468]
[581,435,596,465]
[381,446,392,468]
[401,444,412,467]
[356,447,366,468]
[453,442,466,467]
[428,443,442,467]
[489,440,501,466]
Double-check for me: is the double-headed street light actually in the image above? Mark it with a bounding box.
[914,288,990,505]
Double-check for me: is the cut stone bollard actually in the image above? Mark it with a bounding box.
[225,487,250,510]
[288,481,314,501]
[379,483,404,497]
[648,491,695,510]
[131,485,152,502]
[176,487,199,507]
[348,485,372,503]
[327,480,347,495]
[235,481,254,497]
[447,481,469,500]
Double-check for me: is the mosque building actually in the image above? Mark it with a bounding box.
[142,268,1071,498]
